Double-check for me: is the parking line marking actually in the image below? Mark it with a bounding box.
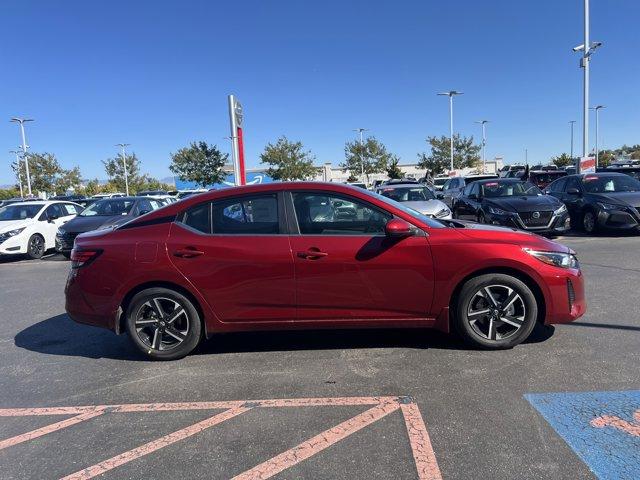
[232,400,400,480]
[400,403,443,480]
[60,406,251,480]
[0,410,105,450]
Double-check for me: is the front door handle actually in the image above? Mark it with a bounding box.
[174,248,205,258]
[297,249,328,259]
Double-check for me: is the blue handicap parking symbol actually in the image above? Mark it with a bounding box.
[525,390,640,480]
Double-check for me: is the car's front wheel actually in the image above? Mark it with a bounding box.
[454,274,538,349]
[582,209,598,234]
[125,288,202,360]
[26,234,45,259]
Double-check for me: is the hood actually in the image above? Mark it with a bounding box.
[402,199,448,215]
[0,219,33,233]
[61,214,126,234]
[587,191,640,208]
[483,195,561,213]
[451,220,570,253]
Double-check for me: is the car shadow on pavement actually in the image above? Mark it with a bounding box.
[14,313,140,361]
[14,314,556,360]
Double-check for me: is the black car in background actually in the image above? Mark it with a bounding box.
[438,174,498,208]
[597,166,640,181]
[528,170,568,189]
[545,173,640,234]
[55,196,166,256]
[453,178,570,235]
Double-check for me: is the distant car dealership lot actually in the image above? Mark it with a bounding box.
[1,233,638,479]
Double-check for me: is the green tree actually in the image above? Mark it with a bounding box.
[103,152,144,193]
[83,179,103,196]
[55,166,83,194]
[12,152,63,194]
[550,153,574,168]
[342,136,393,183]
[386,155,403,179]
[417,135,480,175]
[0,188,20,200]
[260,136,317,181]
[170,141,228,188]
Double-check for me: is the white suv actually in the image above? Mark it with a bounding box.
[0,201,83,259]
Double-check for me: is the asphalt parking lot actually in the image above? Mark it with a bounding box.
[1,234,639,480]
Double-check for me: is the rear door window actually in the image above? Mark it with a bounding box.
[212,194,280,234]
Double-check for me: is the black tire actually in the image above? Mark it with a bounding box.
[454,273,538,349]
[125,287,202,360]
[26,234,45,259]
[582,209,598,234]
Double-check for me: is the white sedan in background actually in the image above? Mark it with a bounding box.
[0,201,83,259]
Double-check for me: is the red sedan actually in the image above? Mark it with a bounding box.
[65,182,586,360]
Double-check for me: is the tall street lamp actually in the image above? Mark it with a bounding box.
[10,117,34,195]
[573,0,602,173]
[437,91,463,171]
[9,150,23,198]
[569,120,576,162]
[115,143,131,195]
[353,128,369,181]
[591,105,605,167]
[475,120,489,173]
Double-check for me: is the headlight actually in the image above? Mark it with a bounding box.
[435,207,451,218]
[554,204,567,214]
[0,227,26,243]
[524,249,580,269]
[597,202,622,211]
[488,206,508,215]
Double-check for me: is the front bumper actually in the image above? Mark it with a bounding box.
[595,207,640,231]
[486,210,571,234]
[56,232,79,252]
[544,267,586,324]
[0,235,27,255]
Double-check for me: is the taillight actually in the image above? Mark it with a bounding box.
[70,248,103,268]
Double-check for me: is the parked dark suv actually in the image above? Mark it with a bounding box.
[438,175,498,208]
[545,173,640,234]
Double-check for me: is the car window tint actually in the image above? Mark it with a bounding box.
[46,204,65,218]
[549,177,567,192]
[462,183,473,195]
[183,202,211,233]
[470,183,479,196]
[565,177,581,191]
[442,179,451,190]
[212,194,279,234]
[61,203,79,215]
[293,192,391,235]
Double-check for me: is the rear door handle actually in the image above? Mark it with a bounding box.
[297,249,328,259]
[174,248,205,258]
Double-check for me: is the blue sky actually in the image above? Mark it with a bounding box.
[1,0,638,184]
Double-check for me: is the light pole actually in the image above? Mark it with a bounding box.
[9,150,23,198]
[10,117,34,195]
[353,128,369,181]
[573,0,602,173]
[115,143,131,195]
[475,120,489,173]
[569,120,576,162]
[437,91,463,172]
[591,105,605,167]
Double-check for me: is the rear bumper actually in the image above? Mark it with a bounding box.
[65,269,118,331]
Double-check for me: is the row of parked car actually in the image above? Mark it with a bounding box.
[0,193,182,260]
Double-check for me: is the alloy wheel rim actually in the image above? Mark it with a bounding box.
[134,297,190,352]
[467,285,526,341]
[584,212,595,232]
[30,237,44,256]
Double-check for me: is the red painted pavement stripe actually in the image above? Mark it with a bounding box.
[400,403,443,480]
[60,406,250,480]
[0,410,105,450]
[231,401,400,480]
[0,397,394,417]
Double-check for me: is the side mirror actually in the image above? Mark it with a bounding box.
[543,189,551,195]
[47,215,59,223]
[567,188,581,195]
[436,193,444,199]
[385,218,414,237]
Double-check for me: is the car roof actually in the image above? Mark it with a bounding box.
[475,178,524,185]
[378,183,428,188]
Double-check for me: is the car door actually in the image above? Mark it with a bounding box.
[288,190,434,321]
[167,192,296,322]
[39,204,69,248]
[455,183,478,219]
[561,176,586,220]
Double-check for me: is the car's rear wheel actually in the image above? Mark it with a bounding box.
[26,234,45,259]
[125,288,202,360]
[454,274,538,349]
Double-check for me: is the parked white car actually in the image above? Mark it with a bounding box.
[0,201,83,259]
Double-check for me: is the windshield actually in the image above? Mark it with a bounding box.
[80,199,135,217]
[361,189,445,228]
[380,186,435,202]
[0,204,42,221]
[433,178,448,186]
[482,181,542,197]
[582,175,640,193]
